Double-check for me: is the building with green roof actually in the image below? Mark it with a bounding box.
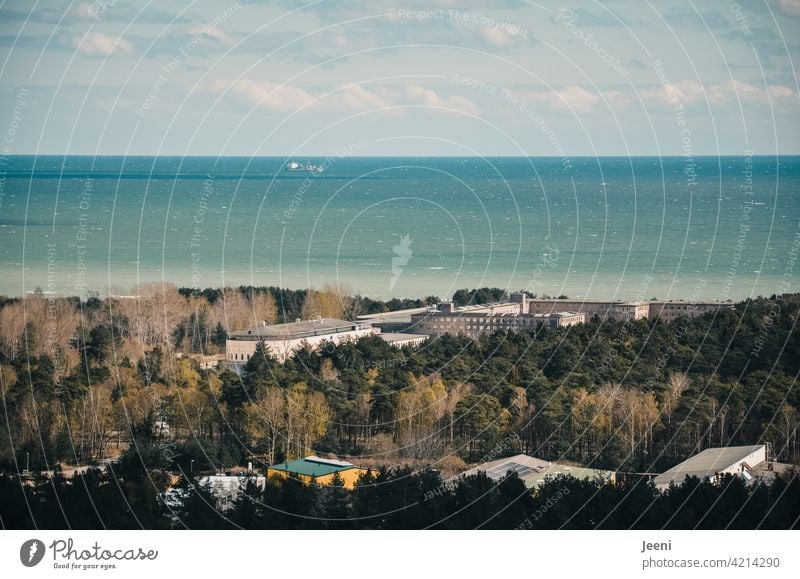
[266,456,370,488]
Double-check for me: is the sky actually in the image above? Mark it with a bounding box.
[0,0,798,157]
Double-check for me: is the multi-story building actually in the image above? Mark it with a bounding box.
[226,294,730,364]
[409,302,585,339]
[647,300,727,321]
[226,317,375,363]
[401,292,730,340]
[515,294,727,321]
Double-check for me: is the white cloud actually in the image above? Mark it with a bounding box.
[507,81,794,117]
[642,79,795,106]
[186,24,230,45]
[336,83,392,111]
[72,32,133,56]
[477,27,514,48]
[210,79,316,113]
[224,80,390,113]
[769,85,794,98]
[641,80,707,105]
[602,90,632,109]
[722,80,795,103]
[210,80,477,115]
[405,85,478,114]
[777,0,800,17]
[504,86,631,114]
[522,86,601,114]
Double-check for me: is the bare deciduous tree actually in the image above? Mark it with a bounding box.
[0,301,26,359]
[245,387,286,465]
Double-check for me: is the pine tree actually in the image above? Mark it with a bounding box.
[176,480,231,529]
[313,472,351,528]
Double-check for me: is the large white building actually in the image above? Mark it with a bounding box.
[226,292,730,364]
[399,293,729,340]
[462,453,615,488]
[226,317,376,364]
[653,445,767,491]
[408,301,586,339]
[516,293,728,321]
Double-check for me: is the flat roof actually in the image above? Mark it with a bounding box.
[228,317,367,341]
[356,307,430,322]
[462,454,551,480]
[654,445,766,486]
[522,464,615,487]
[455,301,516,312]
[462,454,613,487]
[268,456,358,478]
[749,460,797,482]
[305,456,353,468]
[526,298,725,305]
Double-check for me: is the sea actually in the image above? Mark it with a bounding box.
[0,155,798,301]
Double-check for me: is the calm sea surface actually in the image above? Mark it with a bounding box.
[0,155,798,300]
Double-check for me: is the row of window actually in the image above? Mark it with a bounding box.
[425,320,546,331]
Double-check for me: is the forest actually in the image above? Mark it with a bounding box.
[1,465,798,529]
[0,284,797,529]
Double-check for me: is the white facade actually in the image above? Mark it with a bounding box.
[409,308,586,339]
[654,445,767,491]
[378,333,429,348]
[198,475,266,508]
[406,295,726,340]
[519,294,727,322]
[226,317,376,364]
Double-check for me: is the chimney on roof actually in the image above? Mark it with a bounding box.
[295,318,301,323]
[316,315,322,322]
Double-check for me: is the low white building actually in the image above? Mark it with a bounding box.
[197,474,265,509]
[653,445,767,491]
[462,453,615,488]
[226,317,376,364]
[378,332,429,348]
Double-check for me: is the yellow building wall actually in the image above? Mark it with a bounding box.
[266,467,370,489]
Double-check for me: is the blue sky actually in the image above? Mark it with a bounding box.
[0,0,798,156]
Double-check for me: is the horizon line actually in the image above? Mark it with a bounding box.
[2,153,798,159]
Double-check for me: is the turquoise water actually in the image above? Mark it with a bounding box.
[0,155,797,300]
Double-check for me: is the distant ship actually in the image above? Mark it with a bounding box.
[286,160,324,173]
